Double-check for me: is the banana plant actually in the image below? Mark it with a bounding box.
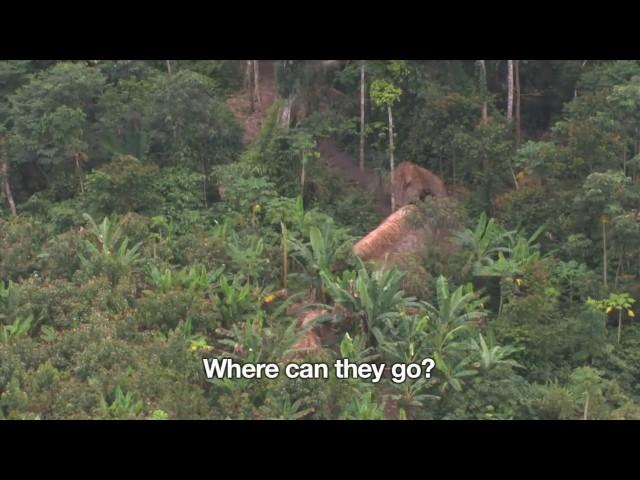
[339,332,379,364]
[432,350,477,395]
[266,398,316,420]
[506,225,544,266]
[1,314,33,344]
[289,222,351,301]
[321,257,419,343]
[374,313,429,365]
[99,386,143,419]
[215,275,257,327]
[474,252,521,316]
[420,276,484,355]
[148,264,225,293]
[456,212,514,276]
[226,232,267,286]
[0,280,17,322]
[384,378,440,419]
[467,332,524,371]
[339,391,386,420]
[79,213,143,284]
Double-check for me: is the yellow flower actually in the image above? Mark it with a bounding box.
[628,310,635,317]
[606,306,613,314]
[263,294,276,303]
[515,278,524,287]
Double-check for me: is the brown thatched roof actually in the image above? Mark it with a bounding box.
[353,205,430,262]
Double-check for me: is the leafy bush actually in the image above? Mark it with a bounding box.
[84,155,161,216]
[0,215,48,281]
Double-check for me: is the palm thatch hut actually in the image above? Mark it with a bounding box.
[352,205,431,262]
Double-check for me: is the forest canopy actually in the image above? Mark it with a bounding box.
[1,59,640,420]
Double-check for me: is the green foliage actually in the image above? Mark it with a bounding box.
[456,211,513,276]
[468,333,523,371]
[321,257,418,341]
[3,60,640,419]
[1,315,33,344]
[99,386,143,419]
[78,213,143,285]
[147,264,224,294]
[420,276,483,355]
[370,79,402,109]
[0,215,48,281]
[85,155,161,215]
[289,222,353,299]
[339,391,385,420]
[145,70,242,168]
[215,275,258,327]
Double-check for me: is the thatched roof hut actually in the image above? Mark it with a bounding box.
[353,205,431,262]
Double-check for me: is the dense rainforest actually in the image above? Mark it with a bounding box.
[1,59,640,420]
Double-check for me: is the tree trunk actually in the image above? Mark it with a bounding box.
[166,60,172,76]
[74,153,85,194]
[515,60,521,149]
[202,158,208,208]
[602,220,608,289]
[615,254,623,289]
[388,104,396,212]
[506,61,519,189]
[583,392,589,420]
[1,160,17,216]
[281,222,288,291]
[300,159,306,197]
[247,61,255,113]
[253,60,261,108]
[478,60,488,124]
[279,94,294,129]
[618,309,623,344]
[507,60,514,120]
[575,60,588,98]
[452,154,456,186]
[360,61,366,172]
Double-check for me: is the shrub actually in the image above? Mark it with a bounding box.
[0,215,48,281]
[84,155,161,215]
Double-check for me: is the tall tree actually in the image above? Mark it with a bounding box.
[246,60,255,112]
[9,62,106,194]
[507,60,514,120]
[514,60,521,148]
[0,61,30,214]
[0,131,16,216]
[253,60,261,108]
[507,60,519,189]
[371,79,402,212]
[478,60,488,124]
[360,61,366,172]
